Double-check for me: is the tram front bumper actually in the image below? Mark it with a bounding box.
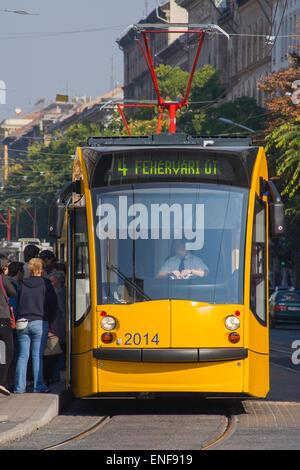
[93,347,248,363]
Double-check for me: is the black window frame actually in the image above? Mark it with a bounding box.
[250,196,267,326]
[73,206,91,327]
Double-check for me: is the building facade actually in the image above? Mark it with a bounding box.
[271,0,300,72]
[117,0,188,101]
[118,0,299,105]
[176,0,273,105]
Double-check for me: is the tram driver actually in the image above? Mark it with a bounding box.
[157,239,209,280]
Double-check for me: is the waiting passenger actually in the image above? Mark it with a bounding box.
[23,244,40,279]
[39,250,56,278]
[14,258,57,393]
[7,262,24,319]
[0,258,16,396]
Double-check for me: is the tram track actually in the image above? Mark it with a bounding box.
[43,403,237,451]
[199,413,236,450]
[43,416,112,450]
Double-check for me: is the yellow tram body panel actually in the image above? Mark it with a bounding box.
[97,359,245,394]
[95,302,244,349]
[70,301,268,398]
[71,349,267,397]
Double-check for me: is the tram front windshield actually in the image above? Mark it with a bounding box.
[92,184,248,305]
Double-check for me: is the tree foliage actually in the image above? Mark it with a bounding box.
[266,116,300,198]
[258,56,300,132]
[0,122,105,239]
[259,54,300,254]
[258,55,300,199]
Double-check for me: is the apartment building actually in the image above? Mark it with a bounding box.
[271,0,300,72]
[118,0,299,106]
[117,0,188,101]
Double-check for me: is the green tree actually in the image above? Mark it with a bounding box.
[266,115,300,199]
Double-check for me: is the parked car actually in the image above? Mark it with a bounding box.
[269,289,300,328]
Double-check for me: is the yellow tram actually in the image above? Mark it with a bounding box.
[49,133,285,398]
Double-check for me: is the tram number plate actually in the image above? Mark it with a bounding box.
[124,332,159,346]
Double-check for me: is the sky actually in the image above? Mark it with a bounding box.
[0,1,161,122]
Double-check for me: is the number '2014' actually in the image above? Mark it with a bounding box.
[124,333,159,345]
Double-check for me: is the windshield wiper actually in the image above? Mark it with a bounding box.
[106,263,152,301]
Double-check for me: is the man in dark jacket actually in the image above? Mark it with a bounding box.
[14,258,57,393]
[39,250,56,279]
[0,257,16,396]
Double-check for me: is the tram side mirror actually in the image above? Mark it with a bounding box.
[266,180,285,238]
[269,200,285,237]
[48,180,81,238]
[48,199,66,239]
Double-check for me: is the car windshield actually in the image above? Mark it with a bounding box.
[276,292,300,302]
[92,183,249,305]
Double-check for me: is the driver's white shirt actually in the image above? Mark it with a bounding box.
[159,253,209,274]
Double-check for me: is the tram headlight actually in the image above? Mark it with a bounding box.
[101,315,116,331]
[225,315,240,331]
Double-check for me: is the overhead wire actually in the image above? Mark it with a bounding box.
[260,0,280,56]
[265,0,289,55]
[0,22,298,41]
[0,24,129,40]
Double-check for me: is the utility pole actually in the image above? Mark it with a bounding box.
[23,205,37,238]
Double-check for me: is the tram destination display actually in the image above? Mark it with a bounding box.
[91,150,250,188]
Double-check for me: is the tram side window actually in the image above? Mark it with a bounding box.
[250,197,266,324]
[74,207,91,323]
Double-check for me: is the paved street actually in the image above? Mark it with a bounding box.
[1,327,300,451]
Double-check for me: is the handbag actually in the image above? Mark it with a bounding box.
[44,330,63,356]
[15,318,28,330]
[0,275,15,329]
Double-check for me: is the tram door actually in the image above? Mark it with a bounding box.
[247,197,269,396]
[67,206,92,391]
[249,197,268,351]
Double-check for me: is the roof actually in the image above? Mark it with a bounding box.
[87,133,253,148]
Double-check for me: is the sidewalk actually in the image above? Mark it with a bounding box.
[0,379,72,446]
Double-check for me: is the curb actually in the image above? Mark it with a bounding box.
[0,394,59,445]
[0,389,73,446]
